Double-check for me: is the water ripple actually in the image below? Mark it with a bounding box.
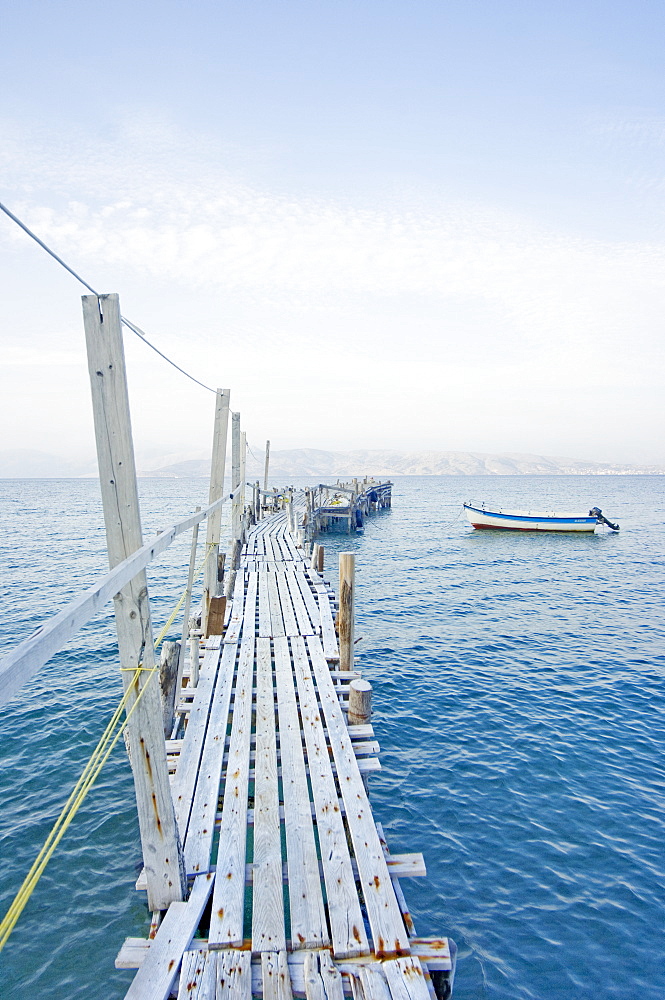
[1,476,664,998]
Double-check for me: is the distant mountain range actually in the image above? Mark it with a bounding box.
[0,450,95,478]
[137,448,664,479]
[1,447,662,479]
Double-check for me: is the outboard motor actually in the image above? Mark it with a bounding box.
[589,507,620,530]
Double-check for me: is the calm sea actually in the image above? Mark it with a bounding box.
[0,476,663,1000]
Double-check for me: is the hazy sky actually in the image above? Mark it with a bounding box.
[1,0,664,468]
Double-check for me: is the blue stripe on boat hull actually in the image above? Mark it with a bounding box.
[471,522,594,531]
[464,505,598,532]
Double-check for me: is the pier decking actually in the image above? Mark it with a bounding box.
[117,505,454,1000]
[0,294,455,998]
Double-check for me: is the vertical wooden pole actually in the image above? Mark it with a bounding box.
[263,439,270,493]
[231,412,241,541]
[203,390,230,634]
[240,430,247,541]
[189,627,202,688]
[338,552,355,672]
[177,507,201,696]
[82,293,185,910]
[159,640,180,740]
[348,679,372,725]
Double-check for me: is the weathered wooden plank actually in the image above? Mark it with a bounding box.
[250,851,423,884]
[209,636,255,948]
[267,572,285,638]
[347,723,375,738]
[172,636,223,840]
[291,636,368,959]
[123,873,215,1000]
[275,572,299,637]
[184,642,239,875]
[303,951,344,1000]
[252,637,286,952]
[258,573,271,638]
[139,847,418,895]
[273,636,329,950]
[292,571,320,630]
[176,949,217,1000]
[242,571,258,639]
[224,570,247,644]
[261,951,293,1000]
[284,571,314,636]
[269,535,287,562]
[116,936,452,974]
[279,532,301,562]
[357,964,392,1000]
[306,636,410,958]
[318,592,339,662]
[382,957,432,1000]
[216,949,252,999]
[374,822,417,938]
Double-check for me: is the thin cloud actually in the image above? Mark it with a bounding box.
[1,119,664,464]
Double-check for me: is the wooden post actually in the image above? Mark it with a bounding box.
[317,544,325,574]
[82,293,185,910]
[348,679,372,725]
[310,543,319,572]
[203,390,230,634]
[338,552,355,672]
[240,430,247,541]
[263,439,270,493]
[189,627,202,688]
[159,640,180,739]
[177,507,200,695]
[224,537,242,599]
[206,596,226,636]
[231,412,241,541]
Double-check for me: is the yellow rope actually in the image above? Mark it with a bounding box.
[0,666,150,950]
[0,541,217,951]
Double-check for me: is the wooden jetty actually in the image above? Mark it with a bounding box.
[0,293,456,999]
[118,505,455,999]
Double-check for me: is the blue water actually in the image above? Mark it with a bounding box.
[1,476,663,999]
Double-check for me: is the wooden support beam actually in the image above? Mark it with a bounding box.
[240,430,247,541]
[264,440,270,494]
[231,412,241,541]
[82,292,185,910]
[189,627,202,688]
[309,544,319,572]
[203,389,230,634]
[338,552,355,672]
[159,640,180,739]
[348,679,372,726]
[177,506,201,697]
[205,596,226,638]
